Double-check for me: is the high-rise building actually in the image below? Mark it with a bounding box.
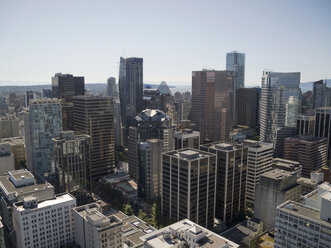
[162,148,217,228]
[191,70,235,142]
[259,71,300,143]
[113,97,123,147]
[141,219,239,248]
[138,139,163,201]
[118,57,144,145]
[107,77,118,97]
[314,107,331,159]
[226,51,245,89]
[53,131,91,205]
[313,80,326,109]
[51,73,85,102]
[243,140,273,209]
[274,183,331,248]
[25,91,34,107]
[24,99,62,175]
[52,73,85,131]
[285,96,300,127]
[0,170,54,247]
[127,109,173,182]
[0,143,15,175]
[73,203,123,248]
[0,137,26,169]
[235,88,259,129]
[73,96,115,182]
[254,169,301,231]
[13,193,76,248]
[273,126,296,158]
[0,114,20,138]
[174,129,200,150]
[200,142,247,224]
[283,136,327,178]
[296,114,315,136]
[43,88,52,98]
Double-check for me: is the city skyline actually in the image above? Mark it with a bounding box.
[1,0,331,86]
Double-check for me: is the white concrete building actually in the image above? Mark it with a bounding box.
[141,219,239,248]
[275,183,331,248]
[0,143,15,175]
[13,193,76,248]
[243,140,273,208]
[73,203,123,248]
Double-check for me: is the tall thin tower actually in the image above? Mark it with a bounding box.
[118,57,143,146]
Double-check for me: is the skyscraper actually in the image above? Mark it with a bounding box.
[243,140,273,209]
[314,107,331,159]
[107,77,118,97]
[162,148,217,228]
[259,71,301,143]
[191,70,235,142]
[127,109,173,182]
[73,96,115,182]
[51,73,85,102]
[313,80,326,109]
[52,73,85,131]
[24,99,62,175]
[25,91,34,107]
[283,136,327,177]
[138,139,163,201]
[118,57,144,145]
[53,131,91,204]
[296,114,315,136]
[235,87,259,129]
[226,51,245,89]
[200,142,247,224]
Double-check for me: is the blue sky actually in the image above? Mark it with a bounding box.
[0,0,330,86]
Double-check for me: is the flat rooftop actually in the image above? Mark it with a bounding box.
[165,148,214,161]
[201,142,245,152]
[9,170,34,181]
[141,219,239,248]
[278,201,331,227]
[0,173,53,200]
[15,193,75,212]
[262,169,294,180]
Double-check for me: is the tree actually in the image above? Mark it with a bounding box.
[149,202,158,228]
[138,209,148,222]
[123,204,134,216]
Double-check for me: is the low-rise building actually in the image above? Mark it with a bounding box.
[111,211,156,247]
[275,183,331,248]
[73,203,123,248]
[221,218,263,248]
[13,193,76,248]
[140,219,239,248]
[0,169,54,246]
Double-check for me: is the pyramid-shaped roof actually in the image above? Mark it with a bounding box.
[158,81,172,95]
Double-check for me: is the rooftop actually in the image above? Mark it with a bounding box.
[0,170,54,201]
[164,148,214,161]
[278,201,331,227]
[15,193,75,212]
[135,109,169,122]
[141,219,239,248]
[262,169,294,180]
[175,129,200,139]
[109,211,156,247]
